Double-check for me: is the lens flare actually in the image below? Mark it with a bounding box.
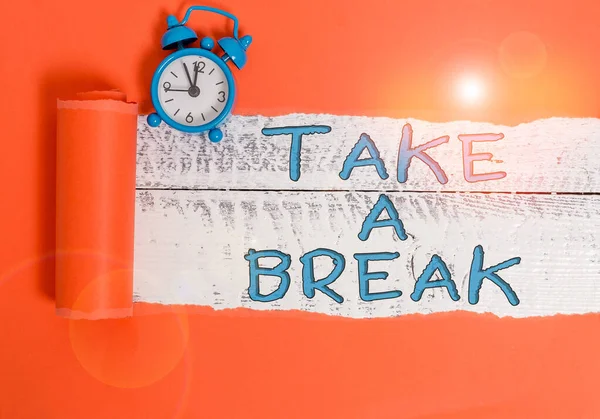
[499,31,547,79]
[456,75,486,106]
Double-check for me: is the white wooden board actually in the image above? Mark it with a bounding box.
[136,114,600,193]
[133,190,600,318]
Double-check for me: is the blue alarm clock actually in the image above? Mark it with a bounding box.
[147,5,252,143]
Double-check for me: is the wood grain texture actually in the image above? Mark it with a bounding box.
[136,114,600,192]
[133,190,600,317]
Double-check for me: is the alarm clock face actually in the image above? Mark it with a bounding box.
[156,53,232,128]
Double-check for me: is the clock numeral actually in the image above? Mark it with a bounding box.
[193,61,206,74]
[163,81,171,92]
[217,91,226,103]
[186,112,194,123]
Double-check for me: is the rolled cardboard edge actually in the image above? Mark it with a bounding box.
[55,89,138,321]
[56,307,134,321]
[57,90,138,114]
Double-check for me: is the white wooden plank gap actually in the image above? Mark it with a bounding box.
[133,190,600,318]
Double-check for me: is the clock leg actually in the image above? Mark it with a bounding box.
[208,128,223,143]
[147,113,162,128]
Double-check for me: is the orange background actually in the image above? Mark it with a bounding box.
[1,0,600,417]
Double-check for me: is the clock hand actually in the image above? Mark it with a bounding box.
[165,88,189,92]
[193,62,199,87]
[183,63,194,87]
